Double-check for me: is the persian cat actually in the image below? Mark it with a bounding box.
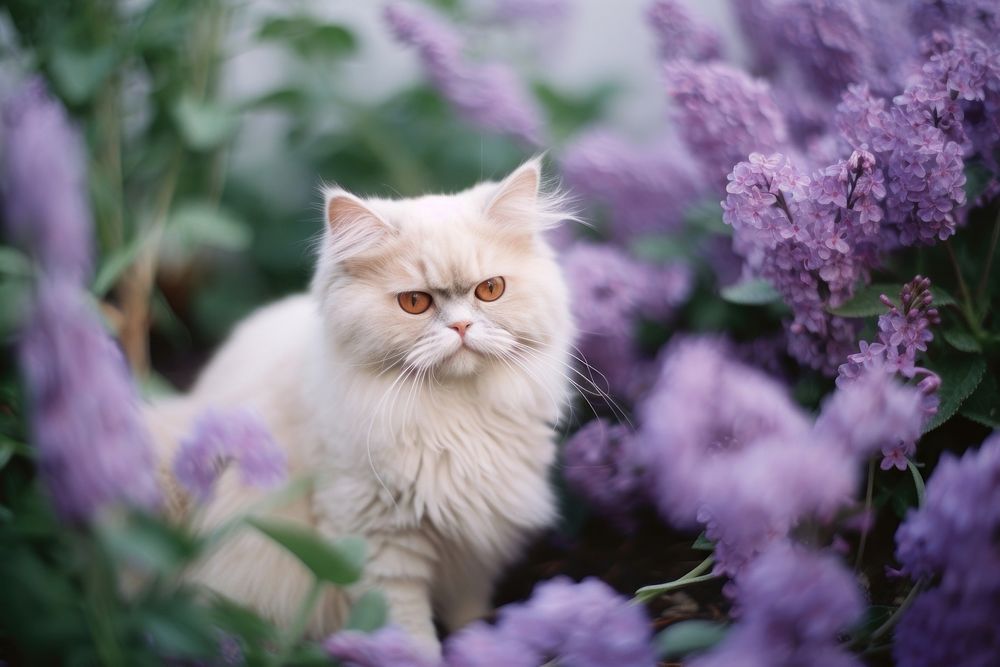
[145,158,574,654]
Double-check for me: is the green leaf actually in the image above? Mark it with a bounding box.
[655,620,728,660]
[965,162,992,204]
[720,278,780,305]
[257,16,357,59]
[164,201,252,254]
[828,282,954,318]
[924,353,987,433]
[345,590,389,632]
[0,247,32,277]
[248,518,366,585]
[942,328,981,353]
[49,46,116,105]
[960,372,1000,428]
[0,276,31,339]
[98,512,201,572]
[630,234,690,262]
[532,81,616,141]
[683,201,730,235]
[242,87,310,112]
[173,95,239,151]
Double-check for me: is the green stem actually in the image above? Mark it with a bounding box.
[975,209,1000,314]
[870,579,926,642]
[946,240,984,337]
[907,460,925,507]
[854,458,876,571]
[635,555,716,603]
[272,578,323,665]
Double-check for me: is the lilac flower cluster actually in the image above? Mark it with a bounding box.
[636,338,873,577]
[561,419,646,530]
[559,130,702,241]
[690,543,864,667]
[2,77,93,283]
[836,277,941,469]
[2,80,161,522]
[324,578,654,667]
[448,577,654,667]
[721,150,886,372]
[173,408,287,502]
[892,433,1000,667]
[664,60,790,184]
[384,2,544,145]
[560,242,691,397]
[645,0,720,63]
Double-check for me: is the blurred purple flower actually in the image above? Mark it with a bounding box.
[172,407,286,502]
[561,419,646,530]
[496,577,655,667]
[645,0,721,62]
[384,2,544,145]
[1,78,93,283]
[560,129,703,240]
[445,621,538,667]
[18,280,160,522]
[690,543,864,667]
[665,60,790,184]
[561,242,690,397]
[893,433,1000,667]
[324,627,437,667]
[490,0,569,24]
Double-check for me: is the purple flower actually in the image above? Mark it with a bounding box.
[495,577,655,667]
[18,280,160,522]
[384,2,544,145]
[645,0,721,62]
[561,419,646,529]
[559,129,703,241]
[892,433,1000,667]
[690,543,864,667]
[445,621,538,667]
[172,408,286,502]
[560,242,690,397]
[324,627,438,667]
[1,78,93,283]
[664,61,789,184]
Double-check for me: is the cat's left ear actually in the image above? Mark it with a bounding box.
[484,156,546,235]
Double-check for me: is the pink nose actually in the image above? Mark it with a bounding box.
[449,321,473,338]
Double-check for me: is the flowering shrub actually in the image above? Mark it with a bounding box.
[1,0,999,665]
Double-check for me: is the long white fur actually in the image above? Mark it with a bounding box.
[144,158,575,655]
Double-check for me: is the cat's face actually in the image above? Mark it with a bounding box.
[313,159,573,380]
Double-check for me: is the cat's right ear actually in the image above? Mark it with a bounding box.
[323,187,393,263]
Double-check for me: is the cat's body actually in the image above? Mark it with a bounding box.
[145,159,574,653]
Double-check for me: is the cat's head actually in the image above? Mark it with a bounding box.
[312,158,574,380]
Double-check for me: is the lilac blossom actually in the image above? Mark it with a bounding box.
[664,60,789,184]
[637,338,859,576]
[561,419,646,529]
[18,281,161,522]
[561,242,690,396]
[835,277,941,468]
[645,0,721,62]
[445,622,538,667]
[324,627,437,667]
[384,2,544,144]
[721,151,886,373]
[494,577,655,667]
[690,544,864,667]
[559,130,703,240]
[893,433,1000,667]
[1,78,93,283]
[172,408,287,503]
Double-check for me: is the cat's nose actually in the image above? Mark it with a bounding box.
[448,321,473,338]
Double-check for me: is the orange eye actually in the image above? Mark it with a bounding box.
[398,291,432,314]
[474,276,505,302]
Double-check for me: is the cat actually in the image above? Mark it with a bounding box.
[144,157,575,655]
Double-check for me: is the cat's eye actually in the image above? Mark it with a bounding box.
[398,291,432,314]
[474,276,505,302]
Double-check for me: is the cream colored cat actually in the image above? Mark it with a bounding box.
[144,158,575,655]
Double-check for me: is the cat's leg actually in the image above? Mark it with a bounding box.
[434,547,498,633]
[353,530,441,657]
